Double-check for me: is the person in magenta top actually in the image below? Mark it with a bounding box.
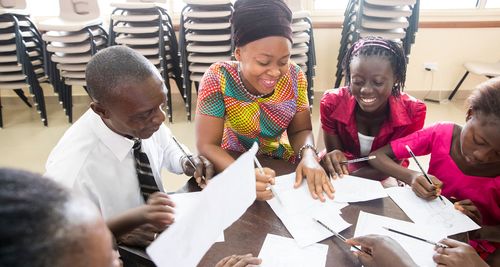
[370,77,500,263]
[320,37,426,180]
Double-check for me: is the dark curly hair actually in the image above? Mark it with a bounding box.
[342,37,407,96]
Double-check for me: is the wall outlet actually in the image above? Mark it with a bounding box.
[424,62,438,71]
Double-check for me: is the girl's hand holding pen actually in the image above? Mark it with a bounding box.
[410,172,443,200]
[322,149,349,178]
[453,199,482,225]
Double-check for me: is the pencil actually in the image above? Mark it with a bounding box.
[315,219,372,255]
[172,136,206,181]
[383,227,448,249]
[340,155,376,164]
[253,157,282,205]
[405,145,446,205]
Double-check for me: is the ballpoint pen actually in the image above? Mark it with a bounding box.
[253,156,282,205]
[405,145,446,205]
[383,227,448,249]
[172,136,206,181]
[340,155,376,164]
[315,219,371,255]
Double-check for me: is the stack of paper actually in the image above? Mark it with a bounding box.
[386,187,480,236]
[258,234,328,267]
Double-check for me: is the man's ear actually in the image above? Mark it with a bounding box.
[466,108,473,122]
[90,101,110,119]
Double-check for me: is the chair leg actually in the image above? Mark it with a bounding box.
[448,71,469,101]
[12,89,33,108]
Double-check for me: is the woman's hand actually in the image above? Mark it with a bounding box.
[255,167,275,201]
[322,149,349,178]
[295,151,334,202]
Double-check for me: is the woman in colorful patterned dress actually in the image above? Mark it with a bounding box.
[195,0,331,202]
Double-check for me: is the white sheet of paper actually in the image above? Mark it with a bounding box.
[257,234,328,267]
[354,211,446,267]
[268,173,350,247]
[331,175,388,202]
[386,187,480,236]
[146,144,258,267]
[170,192,224,242]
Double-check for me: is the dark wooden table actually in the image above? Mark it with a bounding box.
[120,155,416,267]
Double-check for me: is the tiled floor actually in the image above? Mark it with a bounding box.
[0,90,467,191]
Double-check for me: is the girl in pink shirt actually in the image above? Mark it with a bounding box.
[370,77,500,263]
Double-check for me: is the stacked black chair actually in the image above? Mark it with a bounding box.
[334,0,420,88]
[179,0,233,121]
[109,0,182,123]
[38,0,107,123]
[291,10,316,109]
[0,1,48,127]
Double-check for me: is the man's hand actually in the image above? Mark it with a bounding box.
[433,238,488,267]
[117,223,162,247]
[182,155,214,189]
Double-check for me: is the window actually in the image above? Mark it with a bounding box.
[314,0,349,10]
[485,0,500,8]
[420,0,479,9]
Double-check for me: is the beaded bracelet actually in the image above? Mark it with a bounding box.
[298,144,318,159]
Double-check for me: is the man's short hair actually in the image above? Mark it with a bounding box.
[86,45,159,103]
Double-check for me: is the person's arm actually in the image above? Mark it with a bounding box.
[106,192,175,239]
[289,110,333,202]
[346,235,418,267]
[215,254,262,267]
[195,114,236,172]
[433,238,489,267]
[369,144,443,200]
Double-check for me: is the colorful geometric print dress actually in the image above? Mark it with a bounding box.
[196,61,309,162]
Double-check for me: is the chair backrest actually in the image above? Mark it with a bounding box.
[59,0,100,21]
[0,0,26,9]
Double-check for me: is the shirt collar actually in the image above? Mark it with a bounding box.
[89,110,135,161]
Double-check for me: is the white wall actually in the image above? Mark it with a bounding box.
[312,27,500,99]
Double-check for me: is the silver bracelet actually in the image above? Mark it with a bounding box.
[298,144,318,159]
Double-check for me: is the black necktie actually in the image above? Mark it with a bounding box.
[132,139,160,201]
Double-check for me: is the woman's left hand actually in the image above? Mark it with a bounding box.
[294,152,334,202]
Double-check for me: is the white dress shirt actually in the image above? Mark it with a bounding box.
[45,109,187,220]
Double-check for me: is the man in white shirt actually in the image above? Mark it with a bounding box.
[45,46,214,246]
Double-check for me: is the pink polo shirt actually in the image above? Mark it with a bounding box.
[320,87,426,170]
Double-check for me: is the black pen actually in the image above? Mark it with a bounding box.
[383,227,448,249]
[172,136,206,181]
[405,145,446,205]
[315,219,371,256]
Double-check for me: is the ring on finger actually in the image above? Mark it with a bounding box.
[154,233,158,240]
